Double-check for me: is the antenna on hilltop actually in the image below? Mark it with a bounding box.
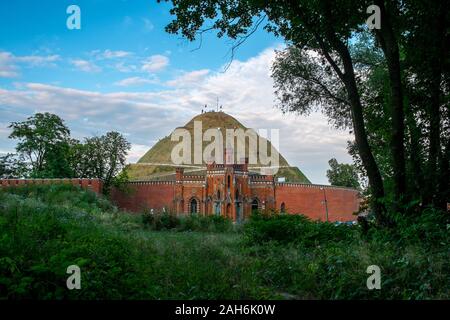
[215,97,224,112]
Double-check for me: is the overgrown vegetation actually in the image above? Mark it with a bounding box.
[142,210,234,233]
[0,185,448,299]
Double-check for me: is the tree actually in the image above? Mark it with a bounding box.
[71,132,131,194]
[372,0,407,208]
[160,0,449,223]
[0,153,29,178]
[159,0,389,224]
[326,158,361,190]
[8,113,72,178]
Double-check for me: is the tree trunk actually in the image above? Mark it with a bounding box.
[289,0,389,225]
[374,0,407,209]
[338,47,389,226]
[320,3,389,225]
[405,107,424,202]
[424,1,446,208]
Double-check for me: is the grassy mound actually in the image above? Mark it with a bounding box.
[128,111,311,183]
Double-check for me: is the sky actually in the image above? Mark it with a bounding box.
[0,0,353,184]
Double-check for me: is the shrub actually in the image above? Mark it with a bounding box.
[141,211,233,233]
[243,212,355,247]
[178,214,233,233]
[142,211,180,230]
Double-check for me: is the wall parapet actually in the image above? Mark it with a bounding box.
[275,182,359,192]
[0,178,103,194]
[126,180,176,185]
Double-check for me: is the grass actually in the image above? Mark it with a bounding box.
[0,184,448,299]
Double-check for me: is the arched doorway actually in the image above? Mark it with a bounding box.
[280,202,286,213]
[235,202,242,223]
[190,198,198,215]
[251,199,259,213]
[214,202,221,216]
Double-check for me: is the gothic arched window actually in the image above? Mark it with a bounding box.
[251,199,259,213]
[190,198,198,215]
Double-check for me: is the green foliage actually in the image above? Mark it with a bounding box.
[326,158,361,189]
[70,131,131,194]
[8,113,73,178]
[142,211,180,230]
[1,184,448,300]
[0,153,29,178]
[242,210,449,299]
[161,0,449,222]
[6,113,131,194]
[243,212,355,246]
[142,210,233,233]
[0,185,265,299]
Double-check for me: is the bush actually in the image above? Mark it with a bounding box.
[243,212,355,247]
[142,211,180,230]
[1,184,448,299]
[178,214,233,233]
[141,210,233,233]
[0,185,266,299]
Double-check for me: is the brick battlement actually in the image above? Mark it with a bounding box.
[127,180,176,185]
[275,182,359,192]
[0,178,103,194]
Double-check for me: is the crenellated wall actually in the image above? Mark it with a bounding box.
[0,177,360,222]
[0,178,103,194]
[274,183,360,221]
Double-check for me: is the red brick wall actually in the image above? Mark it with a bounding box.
[111,182,175,213]
[274,183,360,222]
[0,178,103,194]
[110,181,360,221]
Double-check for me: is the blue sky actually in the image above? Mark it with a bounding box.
[0,0,277,91]
[0,0,353,184]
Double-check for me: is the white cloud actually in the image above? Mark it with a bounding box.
[114,62,137,73]
[141,55,169,73]
[0,52,19,78]
[166,69,210,87]
[0,51,60,78]
[70,59,101,72]
[16,54,60,66]
[92,49,132,60]
[127,144,151,163]
[0,47,353,184]
[115,76,158,87]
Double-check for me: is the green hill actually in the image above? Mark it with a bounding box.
[128,111,310,183]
